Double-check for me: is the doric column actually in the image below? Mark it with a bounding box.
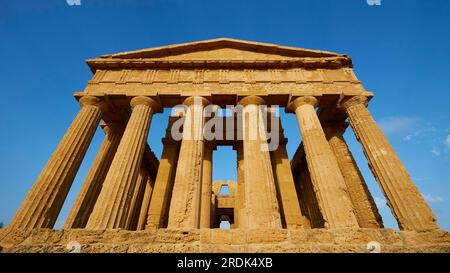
[291,143,325,228]
[323,121,383,228]
[291,144,325,228]
[288,96,358,228]
[233,142,244,229]
[7,95,104,230]
[64,122,125,229]
[298,159,325,228]
[125,167,148,230]
[145,137,180,230]
[340,95,437,231]
[271,136,310,229]
[167,96,210,229]
[200,142,215,228]
[238,95,282,229]
[86,96,161,230]
[136,174,154,230]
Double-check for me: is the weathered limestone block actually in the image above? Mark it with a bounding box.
[238,96,282,229]
[323,121,383,228]
[2,228,449,253]
[7,95,104,230]
[64,122,125,229]
[340,95,437,231]
[211,180,237,228]
[86,96,161,230]
[288,96,358,228]
[168,96,210,229]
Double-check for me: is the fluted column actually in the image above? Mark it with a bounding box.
[233,142,245,228]
[125,167,148,230]
[86,96,161,230]
[145,138,180,230]
[238,96,282,229]
[136,174,154,230]
[64,122,125,229]
[271,137,310,229]
[340,95,437,231]
[297,159,325,228]
[323,121,383,228]
[288,96,358,228]
[200,142,215,228]
[168,96,210,229]
[291,143,325,228]
[8,95,104,230]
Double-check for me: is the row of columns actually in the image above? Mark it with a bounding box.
[288,96,359,228]
[146,119,180,230]
[271,125,310,229]
[322,121,383,228]
[7,96,105,230]
[7,94,438,232]
[340,96,437,231]
[286,95,437,231]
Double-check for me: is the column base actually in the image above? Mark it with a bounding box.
[1,228,449,253]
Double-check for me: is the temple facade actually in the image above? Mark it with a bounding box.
[1,38,448,253]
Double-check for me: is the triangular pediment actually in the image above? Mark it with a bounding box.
[99,38,344,61]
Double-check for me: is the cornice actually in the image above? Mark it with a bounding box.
[86,57,353,72]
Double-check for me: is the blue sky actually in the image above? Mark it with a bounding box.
[0,0,449,230]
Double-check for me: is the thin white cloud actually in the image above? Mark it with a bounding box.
[423,194,444,203]
[403,125,437,142]
[376,194,443,208]
[431,147,441,156]
[445,135,450,148]
[378,116,418,135]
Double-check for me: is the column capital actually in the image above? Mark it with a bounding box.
[183,96,211,107]
[130,96,162,112]
[238,95,265,106]
[322,120,348,138]
[287,96,318,112]
[101,121,126,135]
[339,95,369,111]
[79,95,108,111]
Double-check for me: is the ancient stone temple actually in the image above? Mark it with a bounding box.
[1,38,449,253]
